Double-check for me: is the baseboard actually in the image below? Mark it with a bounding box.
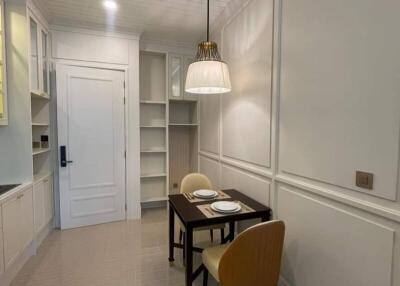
[0,241,35,286]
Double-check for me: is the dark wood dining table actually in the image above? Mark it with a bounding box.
[168,189,272,286]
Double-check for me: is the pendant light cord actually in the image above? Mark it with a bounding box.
[207,0,210,41]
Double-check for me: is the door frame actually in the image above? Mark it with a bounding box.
[54,60,130,227]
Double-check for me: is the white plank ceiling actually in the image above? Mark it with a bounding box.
[32,0,232,45]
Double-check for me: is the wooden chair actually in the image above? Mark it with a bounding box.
[202,220,285,286]
[178,173,225,251]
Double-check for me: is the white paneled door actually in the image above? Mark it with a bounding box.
[57,64,126,229]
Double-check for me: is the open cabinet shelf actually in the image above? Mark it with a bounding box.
[139,51,168,205]
[32,148,50,156]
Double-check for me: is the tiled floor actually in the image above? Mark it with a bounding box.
[11,208,219,286]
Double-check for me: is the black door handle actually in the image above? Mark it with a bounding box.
[60,146,73,167]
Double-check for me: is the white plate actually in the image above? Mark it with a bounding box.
[211,201,241,213]
[193,189,218,198]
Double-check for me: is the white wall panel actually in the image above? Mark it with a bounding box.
[199,95,220,155]
[199,156,220,190]
[279,0,400,200]
[221,0,273,168]
[52,29,130,64]
[221,164,270,206]
[278,186,394,286]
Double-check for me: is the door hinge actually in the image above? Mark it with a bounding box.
[123,81,126,89]
[125,204,127,211]
[124,151,126,158]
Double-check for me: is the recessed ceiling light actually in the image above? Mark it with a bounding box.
[103,0,118,10]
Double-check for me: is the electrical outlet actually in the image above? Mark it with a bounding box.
[356,171,373,190]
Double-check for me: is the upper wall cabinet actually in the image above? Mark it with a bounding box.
[168,54,197,101]
[0,1,8,125]
[29,11,49,98]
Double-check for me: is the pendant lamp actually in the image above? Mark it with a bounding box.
[185,0,231,94]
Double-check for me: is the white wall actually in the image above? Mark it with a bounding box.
[0,0,33,184]
[199,0,400,285]
[51,26,141,220]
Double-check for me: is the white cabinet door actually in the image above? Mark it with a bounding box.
[20,187,34,249]
[0,227,4,275]
[169,54,183,100]
[43,176,53,224]
[2,196,21,270]
[33,181,45,234]
[0,205,4,275]
[183,56,198,101]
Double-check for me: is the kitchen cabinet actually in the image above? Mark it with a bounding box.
[168,54,198,101]
[33,174,53,235]
[33,180,45,234]
[2,186,34,270]
[169,54,183,100]
[0,206,4,275]
[43,176,53,226]
[28,10,50,97]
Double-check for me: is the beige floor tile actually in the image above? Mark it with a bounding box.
[11,208,219,286]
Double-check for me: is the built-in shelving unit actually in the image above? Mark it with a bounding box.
[139,50,199,206]
[29,10,52,182]
[139,51,168,205]
[168,101,199,195]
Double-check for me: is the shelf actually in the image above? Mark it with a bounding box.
[140,125,166,128]
[141,173,167,179]
[32,148,50,156]
[33,171,52,182]
[140,100,166,105]
[31,91,50,100]
[140,149,167,153]
[169,123,199,126]
[32,122,49,126]
[141,196,168,203]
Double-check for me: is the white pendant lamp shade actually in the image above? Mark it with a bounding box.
[185,60,231,94]
[185,0,232,95]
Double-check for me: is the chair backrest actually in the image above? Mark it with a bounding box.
[218,220,285,286]
[180,173,212,194]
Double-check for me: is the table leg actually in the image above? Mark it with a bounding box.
[228,221,235,242]
[168,204,175,262]
[185,226,193,286]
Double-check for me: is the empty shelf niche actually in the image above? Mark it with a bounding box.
[140,152,166,178]
[139,51,166,102]
[140,104,166,127]
[169,101,198,125]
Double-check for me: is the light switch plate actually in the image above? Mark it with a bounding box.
[356,171,373,190]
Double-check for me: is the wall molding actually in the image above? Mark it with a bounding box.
[276,174,400,223]
[51,24,141,41]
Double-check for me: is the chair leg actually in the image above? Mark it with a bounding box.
[203,268,208,286]
[179,229,183,244]
[209,229,214,241]
[182,232,186,264]
[220,228,225,244]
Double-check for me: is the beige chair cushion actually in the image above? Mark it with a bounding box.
[202,243,230,281]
